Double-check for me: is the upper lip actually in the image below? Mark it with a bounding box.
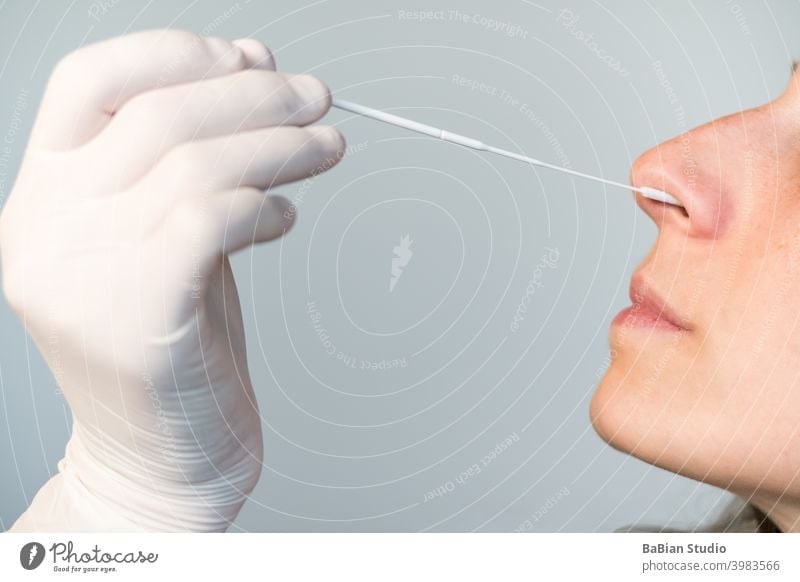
[629,273,690,330]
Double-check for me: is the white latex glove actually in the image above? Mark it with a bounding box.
[1,30,344,532]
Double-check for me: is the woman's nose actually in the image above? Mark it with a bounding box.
[630,135,729,239]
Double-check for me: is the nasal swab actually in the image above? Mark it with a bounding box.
[331,97,683,208]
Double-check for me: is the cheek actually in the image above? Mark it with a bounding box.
[712,232,800,368]
[684,173,737,239]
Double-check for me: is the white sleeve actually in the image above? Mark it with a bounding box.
[9,426,149,532]
[8,419,252,532]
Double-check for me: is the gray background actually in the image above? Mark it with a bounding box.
[0,0,796,532]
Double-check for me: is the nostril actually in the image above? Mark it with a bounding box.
[638,186,683,209]
[641,194,690,219]
[635,185,690,220]
[663,201,689,218]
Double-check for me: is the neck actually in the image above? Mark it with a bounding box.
[751,495,800,533]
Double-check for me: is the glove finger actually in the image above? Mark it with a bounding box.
[163,188,294,281]
[31,30,250,150]
[88,70,331,188]
[217,189,296,253]
[138,124,345,196]
[232,38,276,70]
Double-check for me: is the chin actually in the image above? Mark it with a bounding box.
[589,337,690,461]
[589,336,733,488]
[590,354,643,452]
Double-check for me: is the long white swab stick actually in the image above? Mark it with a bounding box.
[331,97,682,208]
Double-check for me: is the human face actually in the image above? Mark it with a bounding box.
[591,65,800,532]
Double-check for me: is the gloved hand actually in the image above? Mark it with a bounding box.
[1,29,344,531]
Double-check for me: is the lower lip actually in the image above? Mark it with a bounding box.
[611,305,685,332]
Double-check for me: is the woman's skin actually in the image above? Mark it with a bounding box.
[592,64,800,533]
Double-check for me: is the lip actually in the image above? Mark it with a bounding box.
[611,274,688,332]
